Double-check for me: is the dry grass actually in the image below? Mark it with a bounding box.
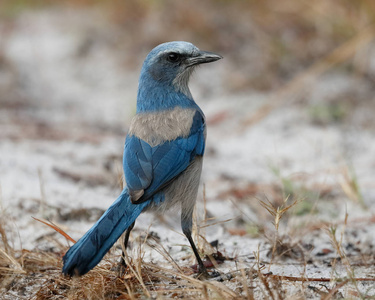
[2,189,375,299]
[1,228,247,299]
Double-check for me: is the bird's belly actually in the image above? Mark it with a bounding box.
[144,156,203,217]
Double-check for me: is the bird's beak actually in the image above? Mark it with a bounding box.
[186,51,223,67]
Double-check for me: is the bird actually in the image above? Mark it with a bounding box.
[62,41,222,277]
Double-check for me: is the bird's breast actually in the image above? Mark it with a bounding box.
[128,107,199,147]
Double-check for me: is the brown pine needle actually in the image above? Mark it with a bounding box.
[32,217,76,244]
[263,273,375,282]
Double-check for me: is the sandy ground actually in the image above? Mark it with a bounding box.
[1,8,375,299]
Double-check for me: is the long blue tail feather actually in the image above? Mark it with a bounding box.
[62,189,149,276]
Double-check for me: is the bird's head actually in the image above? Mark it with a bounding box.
[140,41,222,97]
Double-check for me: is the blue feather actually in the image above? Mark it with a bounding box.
[124,110,205,203]
[62,189,149,276]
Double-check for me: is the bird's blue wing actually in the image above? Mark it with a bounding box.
[123,110,205,202]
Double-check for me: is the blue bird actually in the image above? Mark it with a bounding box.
[62,41,222,277]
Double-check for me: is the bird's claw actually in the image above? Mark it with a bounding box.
[195,267,221,280]
[114,258,128,277]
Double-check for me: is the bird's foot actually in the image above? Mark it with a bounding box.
[195,266,222,280]
[114,257,128,277]
[198,270,221,280]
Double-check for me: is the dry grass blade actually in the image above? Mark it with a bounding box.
[0,221,12,256]
[0,219,25,275]
[258,196,300,231]
[32,216,76,243]
[125,256,151,298]
[264,273,375,283]
[339,165,365,208]
[146,237,183,273]
[0,247,25,275]
[326,212,365,297]
[259,271,276,300]
[240,264,255,300]
[198,217,233,229]
[321,280,350,300]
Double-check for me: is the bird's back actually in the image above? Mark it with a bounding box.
[128,106,202,147]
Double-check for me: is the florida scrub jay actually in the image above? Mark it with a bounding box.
[62,41,222,277]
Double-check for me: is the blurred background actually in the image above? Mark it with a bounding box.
[0,0,375,251]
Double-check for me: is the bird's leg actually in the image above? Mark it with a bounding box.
[119,222,135,270]
[181,214,209,278]
[184,228,210,277]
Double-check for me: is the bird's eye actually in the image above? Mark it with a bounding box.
[167,53,180,62]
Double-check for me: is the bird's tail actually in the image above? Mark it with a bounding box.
[62,189,149,276]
